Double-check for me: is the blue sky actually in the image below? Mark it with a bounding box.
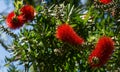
[0,0,14,72]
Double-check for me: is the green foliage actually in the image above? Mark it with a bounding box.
[0,0,120,72]
[7,64,19,72]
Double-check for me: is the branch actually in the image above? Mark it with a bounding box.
[0,25,18,39]
[0,39,8,50]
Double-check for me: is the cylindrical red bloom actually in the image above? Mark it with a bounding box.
[99,0,112,4]
[20,5,35,21]
[6,11,25,29]
[56,24,84,45]
[88,36,114,68]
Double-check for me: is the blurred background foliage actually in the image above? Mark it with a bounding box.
[0,0,120,72]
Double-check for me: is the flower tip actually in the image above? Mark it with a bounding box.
[99,0,112,4]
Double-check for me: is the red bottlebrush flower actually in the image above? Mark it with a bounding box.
[99,0,112,4]
[20,5,35,21]
[56,24,84,45]
[88,36,114,68]
[6,11,25,29]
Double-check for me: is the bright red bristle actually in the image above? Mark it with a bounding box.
[6,11,25,29]
[99,0,112,4]
[88,36,114,68]
[56,24,84,45]
[20,5,35,21]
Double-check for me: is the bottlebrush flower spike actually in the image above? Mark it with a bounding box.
[20,5,35,21]
[6,11,25,29]
[88,36,114,68]
[99,0,112,4]
[56,24,84,45]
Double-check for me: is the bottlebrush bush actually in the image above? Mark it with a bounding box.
[0,0,120,72]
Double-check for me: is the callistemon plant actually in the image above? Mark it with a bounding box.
[0,0,119,72]
[88,36,114,68]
